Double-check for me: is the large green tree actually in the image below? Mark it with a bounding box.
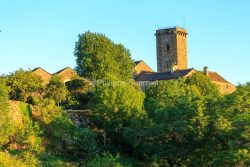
[6,69,44,103]
[45,75,68,106]
[185,72,220,98]
[65,76,92,109]
[129,79,210,166]
[91,77,145,151]
[74,31,134,81]
[211,83,250,166]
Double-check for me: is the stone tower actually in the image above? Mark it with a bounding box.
[155,27,188,72]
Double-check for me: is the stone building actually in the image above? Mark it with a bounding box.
[203,67,236,94]
[32,27,236,94]
[32,67,52,85]
[134,27,236,94]
[32,67,77,84]
[156,27,188,72]
[133,60,154,78]
[54,67,77,83]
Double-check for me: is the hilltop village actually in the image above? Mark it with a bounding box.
[33,27,236,94]
[2,27,248,167]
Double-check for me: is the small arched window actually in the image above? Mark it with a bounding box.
[166,44,170,51]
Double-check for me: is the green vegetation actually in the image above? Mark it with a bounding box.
[0,152,27,167]
[45,75,68,106]
[75,31,134,81]
[65,76,92,109]
[6,69,44,103]
[86,152,131,167]
[0,32,249,166]
[0,78,11,147]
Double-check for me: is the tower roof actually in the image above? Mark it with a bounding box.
[157,26,186,31]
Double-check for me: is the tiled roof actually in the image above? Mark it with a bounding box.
[54,67,74,74]
[32,67,51,75]
[134,60,154,73]
[32,67,52,85]
[208,72,229,83]
[135,69,193,81]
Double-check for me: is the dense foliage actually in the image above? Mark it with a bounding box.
[6,69,44,102]
[0,33,249,166]
[45,75,68,106]
[74,31,135,81]
[91,77,145,153]
[65,76,92,109]
[0,78,11,146]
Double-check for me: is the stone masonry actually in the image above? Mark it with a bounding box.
[156,27,188,72]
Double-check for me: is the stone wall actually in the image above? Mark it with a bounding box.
[9,100,23,125]
[133,61,154,77]
[156,27,187,72]
[32,68,51,85]
[176,27,188,70]
[212,81,237,95]
[57,67,77,83]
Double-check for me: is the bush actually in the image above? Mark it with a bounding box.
[0,152,27,167]
[86,152,131,167]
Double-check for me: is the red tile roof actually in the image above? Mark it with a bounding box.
[208,72,229,83]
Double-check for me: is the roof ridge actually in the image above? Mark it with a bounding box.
[32,67,51,75]
[134,60,155,72]
[54,66,74,74]
[155,68,193,74]
[208,71,230,83]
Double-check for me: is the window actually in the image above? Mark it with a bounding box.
[166,44,170,51]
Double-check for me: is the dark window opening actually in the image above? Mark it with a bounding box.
[166,44,170,51]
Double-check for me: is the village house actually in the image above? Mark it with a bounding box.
[133,27,236,94]
[33,27,236,94]
[32,67,77,84]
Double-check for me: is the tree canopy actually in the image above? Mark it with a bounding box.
[6,69,44,102]
[45,75,68,106]
[74,31,135,81]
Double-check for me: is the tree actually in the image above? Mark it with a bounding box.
[65,76,92,109]
[211,83,250,166]
[37,98,63,125]
[45,75,68,106]
[185,72,220,98]
[74,31,134,81]
[46,114,74,155]
[91,77,145,150]
[86,152,131,167]
[6,69,44,102]
[138,79,211,166]
[72,127,99,159]
[0,152,27,167]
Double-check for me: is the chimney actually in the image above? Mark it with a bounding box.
[171,63,178,74]
[203,66,209,76]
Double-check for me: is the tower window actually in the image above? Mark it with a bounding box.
[166,44,170,51]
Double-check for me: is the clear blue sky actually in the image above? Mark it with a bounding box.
[0,0,249,84]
